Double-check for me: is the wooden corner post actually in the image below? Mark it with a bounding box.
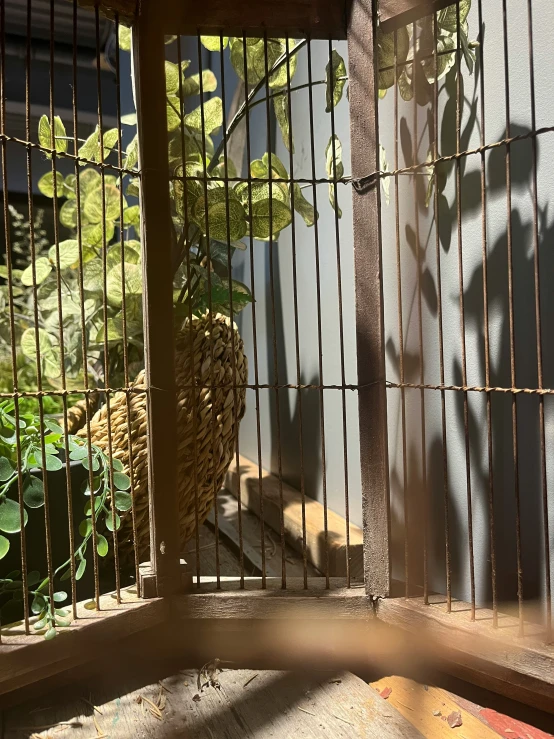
[133,3,181,597]
[348,0,391,598]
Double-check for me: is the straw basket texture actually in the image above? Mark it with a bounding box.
[67,313,247,564]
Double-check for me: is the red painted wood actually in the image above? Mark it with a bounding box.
[480,707,553,739]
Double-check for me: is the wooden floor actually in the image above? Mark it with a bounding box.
[2,670,552,738]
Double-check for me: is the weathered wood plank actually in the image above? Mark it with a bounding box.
[348,0,391,598]
[379,0,456,34]
[225,456,364,580]
[159,0,350,40]
[377,596,554,714]
[2,669,425,738]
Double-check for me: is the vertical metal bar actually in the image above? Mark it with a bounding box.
[327,38,350,589]
[94,4,120,605]
[241,33,267,587]
[306,37,325,590]
[195,34,221,588]
[348,0,390,597]
[454,2,476,621]
[262,33,287,589]
[114,16,141,597]
[526,0,551,644]
[284,34,308,589]
[477,0,495,626]
[501,0,523,634]
[411,23,428,603]
[0,0,28,637]
[133,6,180,596]
[393,31,409,600]
[219,32,245,587]
[432,11,450,612]
[176,36,201,588]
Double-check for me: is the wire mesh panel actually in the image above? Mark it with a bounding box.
[0,0,152,644]
[378,0,554,645]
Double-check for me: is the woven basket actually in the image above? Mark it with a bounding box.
[67,313,247,564]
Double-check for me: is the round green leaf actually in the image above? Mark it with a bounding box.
[79,518,92,538]
[44,454,63,472]
[105,511,121,531]
[0,534,9,559]
[118,25,131,51]
[44,627,57,640]
[378,26,409,90]
[106,262,142,307]
[79,168,101,194]
[53,591,67,603]
[112,457,124,472]
[27,570,40,586]
[251,199,292,240]
[84,185,126,223]
[76,558,87,580]
[48,240,80,270]
[0,497,27,533]
[165,61,180,93]
[69,445,89,461]
[37,171,64,198]
[21,327,54,362]
[122,205,140,227]
[193,188,247,242]
[23,475,45,508]
[113,471,131,490]
[34,615,47,630]
[0,456,14,482]
[83,219,115,247]
[20,257,52,287]
[96,533,109,557]
[31,592,46,615]
[184,97,223,135]
[114,491,132,511]
[200,35,228,51]
[59,199,77,229]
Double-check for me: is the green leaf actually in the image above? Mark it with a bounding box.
[325,49,347,112]
[105,511,121,531]
[126,178,140,198]
[122,204,140,227]
[229,37,297,89]
[82,220,115,247]
[125,134,139,170]
[80,168,101,194]
[78,126,101,162]
[102,128,119,159]
[84,185,126,223]
[166,94,182,132]
[398,69,413,101]
[113,471,131,490]
[378,26,409,90]
[118,25,131,51]
[96,533,109,557]
[114,491,133,511]
[20,257,52,286]
[69,445,88,461]
[184,97,223,135]
[38,171,64,198]
[33,615,47,631]
[38,115,68,153]
[23,475,45,508]
[31,592,46,614]
[20,327,53,362]
[33,450,62,472]
[0,497,27,534]
[439,0,471,33]
[53,591,67,603]
[165,61,180,94]
[121,112,137,126]
[59,199,77,229]
[112,458,124,472]
[325,134,344,218]
[106,262,142,307]
[0,534,9,559]
[182,70,218,97]
[48,239,80,270]
[63,173,76,198]
[44,627,57,640]
[0,456,14,482]
[292,184,317,227]
[27,570,40,586]
[262,152,288,180]
[251,199,292,240]
[193,188,248,242]
[78,518,92,538]
[107,243,141,270]
[273,94,293,152]
[76,558,86,580]
[201,35,228,51]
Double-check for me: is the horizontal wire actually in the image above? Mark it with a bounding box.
[387,381,554,396]
[0,387,146,398]
[0,131,140,177]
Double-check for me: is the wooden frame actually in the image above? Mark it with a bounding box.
[378,0,457,33]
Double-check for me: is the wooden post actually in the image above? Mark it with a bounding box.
[348,0,390,598]
[133,4,181,597]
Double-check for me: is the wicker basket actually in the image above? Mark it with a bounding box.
[67,313,247,564]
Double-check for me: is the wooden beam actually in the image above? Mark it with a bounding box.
[348,0,391,598]
[133,0,181,596]
[379,0,456,34]
[377,596,554,715]
[225,456,364,580]
[158,0,350,40]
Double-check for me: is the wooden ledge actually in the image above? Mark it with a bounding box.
[225,455,364,580]
[376,595,554,714]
